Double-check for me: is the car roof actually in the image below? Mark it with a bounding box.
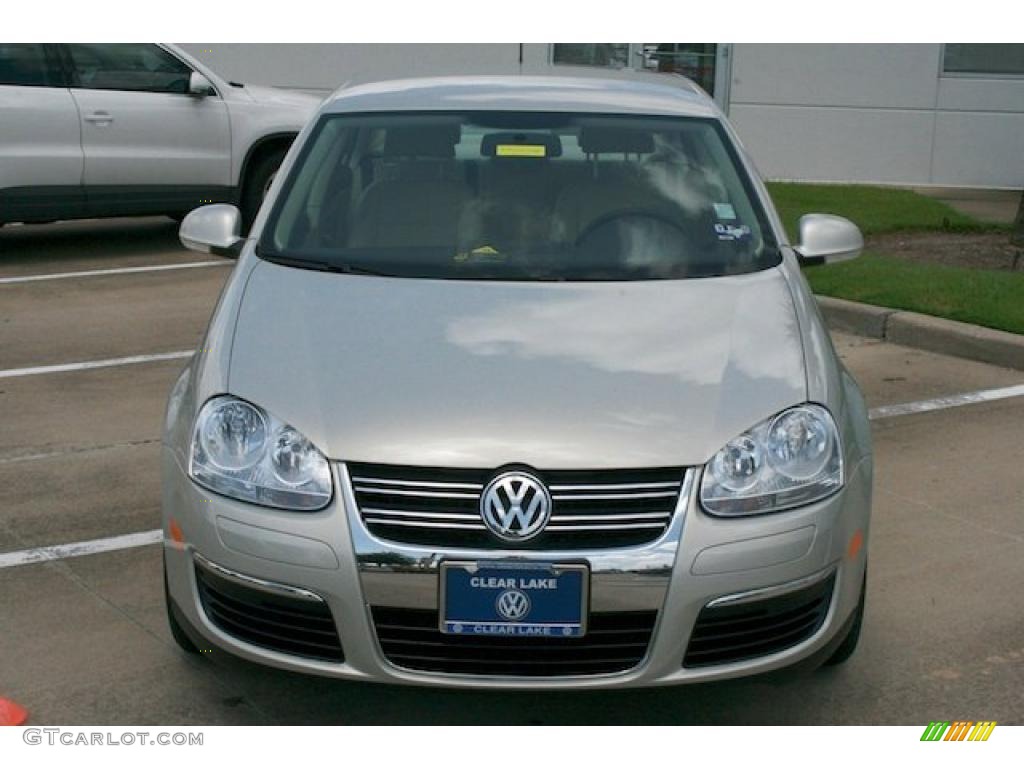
[321,72,720,119]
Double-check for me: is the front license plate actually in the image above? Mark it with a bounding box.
[440,561,589,637]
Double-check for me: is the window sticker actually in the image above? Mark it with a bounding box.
[495,144,547,158]
[454,245,504,263]
[713,202,737,220]
[714,223,751,241]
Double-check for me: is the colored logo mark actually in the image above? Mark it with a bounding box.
[920,721,997,741]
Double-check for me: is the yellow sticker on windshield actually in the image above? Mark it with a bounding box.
[496,144,546,158]
[454,245,503,263]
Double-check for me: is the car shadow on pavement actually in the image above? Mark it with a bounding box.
[195,649,855,726]
[0,217,183,269]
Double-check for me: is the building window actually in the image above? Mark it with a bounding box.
[552,44,630,69]
[641,44,718,95]
[943,44,1024,76]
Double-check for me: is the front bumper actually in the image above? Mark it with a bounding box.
[163,450,871,689]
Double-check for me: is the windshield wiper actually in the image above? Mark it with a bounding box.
[256,248,395,277]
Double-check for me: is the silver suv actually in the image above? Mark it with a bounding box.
[162,73,873,688]
[0,43,319,230]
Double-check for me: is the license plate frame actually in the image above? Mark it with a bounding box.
[439,560,590,637]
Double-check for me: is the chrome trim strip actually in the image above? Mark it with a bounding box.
[549,481,681,491]
[354,486,478,499]
[361,508,481,520]
[363,518,487,530]
[549,511,670,522]
[545,522,668,531]
[352,477,483,491]
[365,513,670,529]
[192,552,325,603]
[704,564,838,609]
[551,490,678,501]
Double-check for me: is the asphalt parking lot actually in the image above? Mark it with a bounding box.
[1,217,1022,725]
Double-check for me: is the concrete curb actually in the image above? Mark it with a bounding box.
[816,295,1024,371]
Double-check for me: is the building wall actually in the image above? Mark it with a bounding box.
[727,44,1024,188]
[179,43,547,94]
[181,43,1024,189]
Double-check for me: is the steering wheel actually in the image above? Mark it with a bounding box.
[574,209,691,248]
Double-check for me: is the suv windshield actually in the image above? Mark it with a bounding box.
[260,112,779,281]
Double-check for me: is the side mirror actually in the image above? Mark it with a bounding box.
[179,204,243,258]
[188,71,216,97]
[794,214,863,265]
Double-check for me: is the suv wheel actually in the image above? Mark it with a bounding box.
[240,147,287,234]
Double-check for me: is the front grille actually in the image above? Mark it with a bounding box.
[372,607,656,676]
[683,572,835,668]
[349,463,686,549]
[195,561,344,662]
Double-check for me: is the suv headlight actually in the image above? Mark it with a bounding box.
[700,404,842,516]
[189,395,332,510]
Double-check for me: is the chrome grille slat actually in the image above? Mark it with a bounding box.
[363,518,487,530]
[361,507,482,520]
[545,522,668,531]
[354,486,479,499]
[548,512,670,522]
[349,463,687,550]
[549,482,681,491]
[352,476,484,490]
[551,490,679,501]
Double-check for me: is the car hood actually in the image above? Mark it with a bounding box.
[240,84,323,111]
[228,262,807,469]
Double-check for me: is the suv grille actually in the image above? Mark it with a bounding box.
[195,561,344,662]
[683,572,835,668]
[349,463,686,549]
[372,607,656,676]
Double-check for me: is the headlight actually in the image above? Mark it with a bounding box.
[189,396,332,510]
[700,404,842,516]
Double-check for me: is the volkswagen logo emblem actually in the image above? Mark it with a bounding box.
[495,589,531,621]
[480,471,552,542]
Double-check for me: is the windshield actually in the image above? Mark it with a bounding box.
[259,111,779,281]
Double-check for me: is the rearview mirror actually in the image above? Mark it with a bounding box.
[794,214,863,265]
[179,204,243,258]
[188,71,216,97]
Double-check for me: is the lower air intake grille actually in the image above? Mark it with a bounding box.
[195,560,344,662]
[349,463,686,550]
[683,572,835,668]
[372,607,656,676]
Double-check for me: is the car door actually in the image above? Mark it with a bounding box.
[0,43,85,223]
[63,43,232,215]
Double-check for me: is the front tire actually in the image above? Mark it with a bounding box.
[823,570,866,666]
[239,147,286,234]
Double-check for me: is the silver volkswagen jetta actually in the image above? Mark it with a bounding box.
[163,73,873,688]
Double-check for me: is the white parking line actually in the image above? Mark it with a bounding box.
[0,529,162,569]
[0,260,229,285]
[0,350,193,379]
[2,382,1024,569]
[867,383,1024,420]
